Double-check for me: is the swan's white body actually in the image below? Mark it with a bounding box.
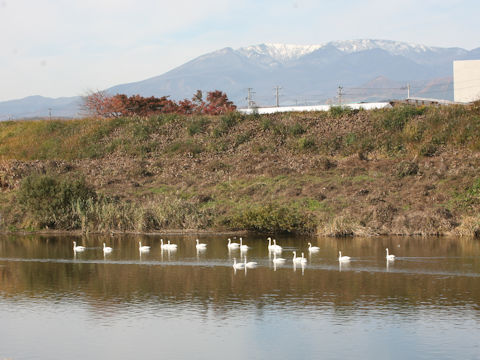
[338,251,350,262]
[239,237,249,251]
[386,248,395,261]
[103,243,113,253]
[244,257,257,268]
[267,237,273,250]
[196,239,207,249]
[272,252,286,264]
[139,242,150,252]
[73,241,86,252]
[272,239,283,252]
[292,251,307,263]
[161,239,177,250]
[308,242,320,252]
[233,258,245,269]
[227,238,240,249]
[267,237,282,252]
[166,240,177,250]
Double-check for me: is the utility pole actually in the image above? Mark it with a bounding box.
[246,88,256,108]
[48,108,52,120]
[274,86,282,107]
[337,86,344,106]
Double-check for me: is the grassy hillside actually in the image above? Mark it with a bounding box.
[1,104,480,236]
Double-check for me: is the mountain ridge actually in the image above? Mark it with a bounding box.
[1,39,478,119]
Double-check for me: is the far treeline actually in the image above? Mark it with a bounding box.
[0,97,480,237]
[82,90,237,117]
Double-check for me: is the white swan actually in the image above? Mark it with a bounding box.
[386,248,395,261]
[272,239,283,252]
[227,238,240,249]
[308,242,320,252]
[267,237,274,250]
[196,239,207,249]
[166,240,177,250]
[267,237,282,252]
[160,239,177,250]
[338,251,350,262]
[239,237,249,251]
[272,252,286,264]
[244,257,257,268]
[73,241,86,252]
[139,242,150,252]
[292,251,307,263]
[103,243,113,253]
[232,258,245,269]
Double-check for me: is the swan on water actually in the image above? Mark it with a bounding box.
[239,237,249,251]
[139,242,150,252]
[272,252,286,264]
[196,239,207,249]
[227,238,240,249]
[244,257,257,268]
[267,237,282,252]
[161,239,177,250]
[386,248,395,261]
[272,239,283,252]
[292,251,307,263]
[308,242,320,252]
[338,251,350,262]
[103,243,113,253]
[73,241,86,252]
[233,258,245,269]
[166,240,177,250]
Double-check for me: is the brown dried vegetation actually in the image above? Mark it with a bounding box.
[1,104,480,236]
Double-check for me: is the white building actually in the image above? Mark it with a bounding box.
[454,60,480,103]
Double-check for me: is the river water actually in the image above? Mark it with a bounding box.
[1,234,479,359]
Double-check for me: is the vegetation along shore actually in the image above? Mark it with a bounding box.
[1,99,479,237]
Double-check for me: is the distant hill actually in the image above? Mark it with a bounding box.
[1,39,479,119]
[0,96,82,120]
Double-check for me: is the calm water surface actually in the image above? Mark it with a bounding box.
[1,234,479,359]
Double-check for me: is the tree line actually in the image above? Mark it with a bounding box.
[82,90,236,117]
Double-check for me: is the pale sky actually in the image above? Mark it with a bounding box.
[0,0,478,102]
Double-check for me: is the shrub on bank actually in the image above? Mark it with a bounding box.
[17,174,96,229]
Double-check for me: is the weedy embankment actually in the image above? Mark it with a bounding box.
[1,103,479,236]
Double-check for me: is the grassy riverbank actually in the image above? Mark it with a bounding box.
[1,104,480,236]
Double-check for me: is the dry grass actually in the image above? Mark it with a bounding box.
[1,105,480,235]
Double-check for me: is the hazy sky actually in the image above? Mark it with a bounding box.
[0,0,478,101]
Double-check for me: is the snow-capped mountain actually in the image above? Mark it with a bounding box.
[1,40,479,119]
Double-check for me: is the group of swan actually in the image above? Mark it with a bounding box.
[232,257,257,270]
[74,239,396,264]
[337,248,396,262]
[267,237,282,252]
[160,239,178,251]
[227,238,249,251]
